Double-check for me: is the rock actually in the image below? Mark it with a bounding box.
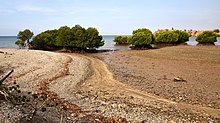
[173,77,187,82]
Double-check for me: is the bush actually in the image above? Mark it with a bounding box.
[113,36,129,44]
[196,31,220,43]
[154,30,179,44]
[128,28,153,47]
[174,30,190,43]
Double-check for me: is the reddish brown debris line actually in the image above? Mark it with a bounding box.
[35,55,82,111]
[35,54,128,122]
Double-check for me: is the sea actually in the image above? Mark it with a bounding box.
[0,36,220,50]
[0,36,18,48]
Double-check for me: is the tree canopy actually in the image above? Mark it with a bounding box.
[15,29,34,48]
[154,30,190,44]
[30,29,58,50]
[113,36,129,45]
[31,25,104,50]
[128,28,153,47]
[173,30,190,43]
[196,31,220,43]
[154,30,179,44]
[86,27,104,49]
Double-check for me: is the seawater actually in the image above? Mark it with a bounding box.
[0,36,220,49]
[98,35,130,50]
[0,35,130,50]
[0,36,18,48]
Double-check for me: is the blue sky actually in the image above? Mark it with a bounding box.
[0,0,220,35]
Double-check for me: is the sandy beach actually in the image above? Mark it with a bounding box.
[0,46,220,122]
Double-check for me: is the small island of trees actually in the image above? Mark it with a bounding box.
[113,36,129,45]
[29,25,104,51]
[128,28,154,49]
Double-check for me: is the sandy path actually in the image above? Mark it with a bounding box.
[81,55,176,104]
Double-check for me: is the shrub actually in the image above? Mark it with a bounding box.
[174,30,190,43]
[196,31,220,43]
[154,30,190,44]
[113,36,129,44]
[154,30,179,44]
[128,28,153,47]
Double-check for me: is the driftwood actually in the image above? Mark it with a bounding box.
[0,51,4,54]
[0,70,14,85]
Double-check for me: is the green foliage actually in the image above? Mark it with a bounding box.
[31,25,104,51]
[15,39,25,48]
[70,25,88,49]
[86,27,104,49]
[196,31,219,43]
[128,28,153,47]
[174,30,190,43]
[17,29,34,44]
[31,29,58,50]
[55,26,72,47]
[154,30,190,44]
[113,36,129,44]
[154,30,179,44]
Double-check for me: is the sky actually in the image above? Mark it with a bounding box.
[0,0,220,35]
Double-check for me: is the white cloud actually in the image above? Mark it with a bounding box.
[16,5,57,13]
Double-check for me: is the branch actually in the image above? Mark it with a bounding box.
[0,70,14,85]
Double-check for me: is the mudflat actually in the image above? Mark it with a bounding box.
[96,45,220,120]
